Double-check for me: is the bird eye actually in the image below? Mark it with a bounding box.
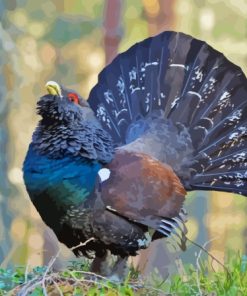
[68,93,79,104]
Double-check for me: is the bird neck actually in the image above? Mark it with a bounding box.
[31,119,114,163]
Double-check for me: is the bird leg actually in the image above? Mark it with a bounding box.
[90,250,112,276]
[108,256,129,282]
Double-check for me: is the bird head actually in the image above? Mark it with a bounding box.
[37,81,91,123]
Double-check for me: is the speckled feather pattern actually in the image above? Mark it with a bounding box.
[23,30,247,263]
[89,31,247,196]
[33,94,114,163]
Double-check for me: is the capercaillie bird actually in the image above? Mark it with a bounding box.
[23,31,247,279]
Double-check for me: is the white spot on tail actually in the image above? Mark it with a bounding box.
[106,205,117,212]
[171,97,180,109]
[170,64,188,70]
[188,91,202,100]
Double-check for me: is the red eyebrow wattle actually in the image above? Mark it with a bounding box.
[68,93,79,104]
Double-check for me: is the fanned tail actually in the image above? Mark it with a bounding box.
[88,31,247,197]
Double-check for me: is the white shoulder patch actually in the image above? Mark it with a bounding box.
[98,168,111,182]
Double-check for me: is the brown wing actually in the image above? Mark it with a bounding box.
[100,150,186,230]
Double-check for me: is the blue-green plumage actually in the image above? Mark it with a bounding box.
[24,144,102,205]
[23,32,247,279]
[23,143,102,235]
[23,90,117,255]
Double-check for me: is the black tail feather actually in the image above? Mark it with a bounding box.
[88,31,247,197]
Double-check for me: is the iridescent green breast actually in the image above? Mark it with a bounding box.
[23,145,102,231]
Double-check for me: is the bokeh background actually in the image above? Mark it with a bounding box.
[0,0,246,274]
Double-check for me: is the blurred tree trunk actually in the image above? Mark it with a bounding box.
[143,0,176,35]
[0,3,20,266]
[0,87,12,265]
[207,192,229,270]
[103,0,122,65]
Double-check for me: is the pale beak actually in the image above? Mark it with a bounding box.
[45,81,62,97]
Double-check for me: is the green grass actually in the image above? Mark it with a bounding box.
[0,253,246,295]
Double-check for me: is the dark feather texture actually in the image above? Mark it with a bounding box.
[89,31,247,196]
[23,31,247,278]
[34,94,114,163]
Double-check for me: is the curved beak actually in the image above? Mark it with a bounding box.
[45,81,62,97]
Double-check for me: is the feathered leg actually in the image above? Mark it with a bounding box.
[108,256,129,282]
[90,250,112,276]
[91,253,129,282]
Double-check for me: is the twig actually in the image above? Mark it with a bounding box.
[175,256,188,283]
[16,275,40,296]
[16,238,96,295]
[39,237,95,296]
[24,263,29,284]
[195,251,202,296]
[186,236,231,277]
[57,274,119,293]
[195,239,215,296]
[41,250,61,296]
[17,279,43,296]
[70,237,95,251]
[187,236,231,296]
[51,277,64,296]
[141,283,177,295]
[65,269,111,282]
